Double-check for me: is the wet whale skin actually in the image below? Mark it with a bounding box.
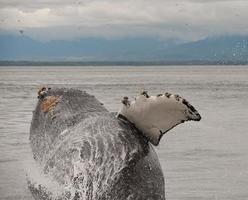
[28,88,165,200]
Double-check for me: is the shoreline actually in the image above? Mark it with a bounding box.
[1,60,248,66]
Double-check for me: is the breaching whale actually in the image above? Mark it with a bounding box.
[27,88,201,200]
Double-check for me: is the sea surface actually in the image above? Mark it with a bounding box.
[0,65,247,200]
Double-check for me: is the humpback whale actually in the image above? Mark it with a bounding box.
[27,88,201,200]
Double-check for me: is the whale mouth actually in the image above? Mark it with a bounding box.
[117,91,202,146]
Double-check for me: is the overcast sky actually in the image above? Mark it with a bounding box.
[0,0,248,41]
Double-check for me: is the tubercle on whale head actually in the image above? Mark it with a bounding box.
[117,91,201,146]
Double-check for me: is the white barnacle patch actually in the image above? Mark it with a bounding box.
[117,91,201,146]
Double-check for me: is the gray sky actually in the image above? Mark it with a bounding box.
[0,0,248,41]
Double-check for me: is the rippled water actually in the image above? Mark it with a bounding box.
[0,66,247,200]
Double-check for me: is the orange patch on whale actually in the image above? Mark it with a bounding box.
[40,96,61,113]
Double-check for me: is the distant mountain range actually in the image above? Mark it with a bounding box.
[0,34,248,64]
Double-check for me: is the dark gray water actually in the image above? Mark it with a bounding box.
[0,66,247,200]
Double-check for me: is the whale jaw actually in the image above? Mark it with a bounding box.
[117,91,201,146]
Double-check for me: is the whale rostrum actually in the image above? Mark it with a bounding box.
[117,91,201,146]
[28,88,166,200]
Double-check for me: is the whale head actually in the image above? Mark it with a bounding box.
[117,91,201,146]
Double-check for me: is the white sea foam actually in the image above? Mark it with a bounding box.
[25,157,64,199]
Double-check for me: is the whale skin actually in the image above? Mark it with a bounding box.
[28,88,165,200]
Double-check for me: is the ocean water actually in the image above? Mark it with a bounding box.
[0,65,247,200]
